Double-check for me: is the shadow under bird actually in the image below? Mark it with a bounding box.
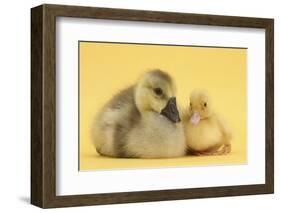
[92,69,186,158]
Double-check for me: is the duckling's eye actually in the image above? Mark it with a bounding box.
[204,102,207,107]
[153,87,163,96]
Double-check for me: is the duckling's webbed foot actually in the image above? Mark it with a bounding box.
[220,144,231,154]
[205,144,231,155]
[188,144,231,156]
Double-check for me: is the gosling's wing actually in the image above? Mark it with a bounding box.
[96,86,139,126]
[106,86,136,111]
[95,86,141,157]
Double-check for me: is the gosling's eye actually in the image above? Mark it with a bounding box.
[204,102,207,107]
[153,87,163,96]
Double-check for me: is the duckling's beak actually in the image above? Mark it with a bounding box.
[190,112,200,125]
[160,97,181,123]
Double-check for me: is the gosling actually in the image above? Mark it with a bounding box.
[92,69,186,158]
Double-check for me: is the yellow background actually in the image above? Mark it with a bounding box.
[79,42,247,171]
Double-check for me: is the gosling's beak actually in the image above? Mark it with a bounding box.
[160,97,181,123]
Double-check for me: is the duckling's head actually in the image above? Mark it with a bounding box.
[135,69,181,123]
[189,90,212,125]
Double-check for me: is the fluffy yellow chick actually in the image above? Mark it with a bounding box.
[183,90,232,156]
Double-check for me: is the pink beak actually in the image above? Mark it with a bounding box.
[190,112,200,125]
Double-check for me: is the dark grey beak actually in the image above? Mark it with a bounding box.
[160,97,181,123]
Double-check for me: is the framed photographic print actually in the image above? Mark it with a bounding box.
[31,4,274,208]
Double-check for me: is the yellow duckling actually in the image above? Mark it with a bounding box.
[93,69,186,158]
[183,90,232,155]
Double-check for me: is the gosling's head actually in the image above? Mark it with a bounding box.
[189,90,212,125]
[135,69,180,123]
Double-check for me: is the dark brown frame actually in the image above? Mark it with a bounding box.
[31,4,274,208]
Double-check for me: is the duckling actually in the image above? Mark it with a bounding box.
[92,69,186,158]
[183,90,232,156]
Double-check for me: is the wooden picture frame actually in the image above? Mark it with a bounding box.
[31,4,274,208]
